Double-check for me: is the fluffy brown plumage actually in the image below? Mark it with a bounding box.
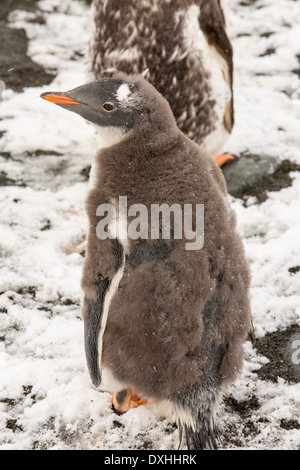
[81,73,250,448]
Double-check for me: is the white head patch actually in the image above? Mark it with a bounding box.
[116,83,131,102]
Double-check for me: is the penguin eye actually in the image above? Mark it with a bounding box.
[103,102,116,112]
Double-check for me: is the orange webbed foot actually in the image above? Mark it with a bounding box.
[112,388,148,414]
[130,390,148,409]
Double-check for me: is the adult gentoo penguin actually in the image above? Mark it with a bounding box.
[40,73,252,450]
[90,0,235,166]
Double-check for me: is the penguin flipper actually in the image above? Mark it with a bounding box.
[84,277,110,387]
[83,238,125,387]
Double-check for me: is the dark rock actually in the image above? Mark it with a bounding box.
[289,266,300,275]
[222,154,300,202]
[259,48,276,57]
[41,219,52,231]
[260,31,275,38]
[22,385,33,396]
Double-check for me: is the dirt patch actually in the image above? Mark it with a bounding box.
[221,394,262,448]
[0,170,26,187]
[280,418,300,430]
[250,159,300,200]
[0,0,56,92]
[254,324,300,383]
[0,0,41,20]
[224,394,261,418]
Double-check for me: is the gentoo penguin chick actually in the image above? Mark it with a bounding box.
[90,0,235,166]
[40,73,252,450]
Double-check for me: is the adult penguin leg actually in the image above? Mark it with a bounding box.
[213,153,235,166]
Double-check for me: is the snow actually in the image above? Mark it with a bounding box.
[0,0,300,450]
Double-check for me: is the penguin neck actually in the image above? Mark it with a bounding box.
[92,124,127,149]
[96,121,179,156]
[88,126,180,192]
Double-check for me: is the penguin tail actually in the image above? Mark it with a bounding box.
[178,416,218,450]
[174,383,221,450]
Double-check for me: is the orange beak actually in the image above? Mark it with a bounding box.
[40,93,80,105]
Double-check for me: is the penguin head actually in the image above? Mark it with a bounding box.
[40,73,176,147]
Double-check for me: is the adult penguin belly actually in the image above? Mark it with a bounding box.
[178,3,234,164]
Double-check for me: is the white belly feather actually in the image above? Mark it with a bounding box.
[180,4,232,156]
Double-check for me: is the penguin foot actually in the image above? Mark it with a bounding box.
[112,388,148,414]
[213,153,235,167]
[130,390,148,408]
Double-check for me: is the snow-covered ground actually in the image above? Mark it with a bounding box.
[0,0,300,450]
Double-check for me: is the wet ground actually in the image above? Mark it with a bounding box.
[0,0,55,92]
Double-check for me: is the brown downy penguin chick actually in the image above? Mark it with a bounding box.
[40,73,252,450]
[90,0,235,167]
